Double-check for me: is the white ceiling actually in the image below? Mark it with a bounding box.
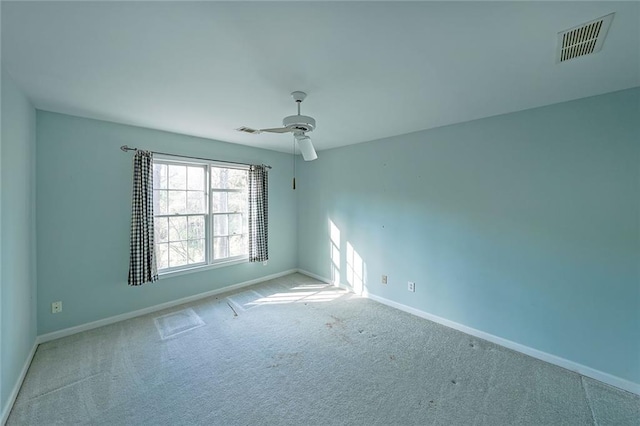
[2,1,639,154]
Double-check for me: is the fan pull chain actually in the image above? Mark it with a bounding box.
[292,136,296,190]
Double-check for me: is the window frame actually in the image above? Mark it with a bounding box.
[153,155,250,275]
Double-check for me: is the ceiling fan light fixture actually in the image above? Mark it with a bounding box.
[282,115,316,132]
[295,134,318,161]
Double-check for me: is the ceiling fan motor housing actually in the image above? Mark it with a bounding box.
[282,114,316,132]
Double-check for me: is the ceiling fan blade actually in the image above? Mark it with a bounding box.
[236,126,261,134]
[296,136,318,161]
[259,127,292,134]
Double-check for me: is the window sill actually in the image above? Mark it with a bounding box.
[158,258,249,279]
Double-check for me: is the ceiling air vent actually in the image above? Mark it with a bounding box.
[557,13,614,63]
[236,126,260,134]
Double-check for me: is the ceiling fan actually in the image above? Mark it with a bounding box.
[237,91,318,161]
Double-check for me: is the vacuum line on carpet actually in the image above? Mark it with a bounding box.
[581,376,598,426]
[28,372,104,401]
[226,301,238,317]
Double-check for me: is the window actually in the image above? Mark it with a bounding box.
[153,158,249,273]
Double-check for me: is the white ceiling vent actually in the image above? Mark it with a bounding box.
[557,13,614,63]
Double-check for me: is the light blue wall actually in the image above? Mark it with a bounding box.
[1,68,37,416]
[36,112,297,334]
[297,88,640,384]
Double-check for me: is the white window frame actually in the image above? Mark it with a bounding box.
[153,155,249,275]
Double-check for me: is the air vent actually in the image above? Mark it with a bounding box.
[557,13,614,63]
[236,126,260,134]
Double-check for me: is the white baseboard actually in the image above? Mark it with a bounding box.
[1,342,38,426]
[297,268,358,293]
[37,269,297,344]
[296,270,640,396]
[297,269,332,285]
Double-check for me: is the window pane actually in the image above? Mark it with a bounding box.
[229,214,242,235]
[156,242,169,270]
[155,217,169,243]
[213,215,228,236]
[153,164,167,189]
[153,190,168,215]
[187,166,205,191]
[169,242,188,267]
[211,192,227,213]
[211,167,247,189]
[188,216,205,239]
[169,216,187,241]
[210,167,223,189]
[168,191,186,214]
[227,169,247,189]
[211,167,229,189]
[168,165,187,189]
[213,237,228,259]
[228,192,246,213]
[229,235,246,257]
[188,239,205,264]
[187,191,205,214]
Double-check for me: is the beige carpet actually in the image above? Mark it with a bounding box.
[8,273,640,425]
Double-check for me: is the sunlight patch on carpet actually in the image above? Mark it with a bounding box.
[226,290,264,311]
[154,308,205,340]
[227,285,349,310]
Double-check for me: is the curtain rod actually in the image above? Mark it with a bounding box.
[120,145,272,169]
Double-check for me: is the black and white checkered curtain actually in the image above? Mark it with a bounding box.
[248,165,269,262]
[128,150,158,286]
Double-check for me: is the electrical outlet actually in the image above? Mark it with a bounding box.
[381,275,388,284]
[408,281,415,292]
[51,301,62,314]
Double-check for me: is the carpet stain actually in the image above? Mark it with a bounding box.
[276,352,301,360]
[268,352,303,368]
[325,315,346,331]
[323,319,353,344]
[389,355,396,361]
